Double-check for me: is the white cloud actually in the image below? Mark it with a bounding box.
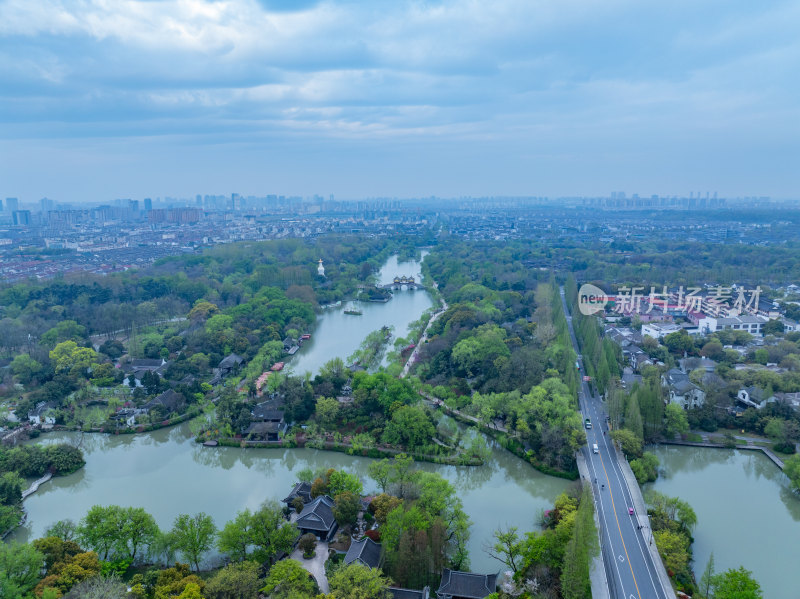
[0,0,798,197]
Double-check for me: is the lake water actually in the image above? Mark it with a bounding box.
[645,445,800,599]
[11,423,570,572]
[9,252,571,574]
[288,253,433,375]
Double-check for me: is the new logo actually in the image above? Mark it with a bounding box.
[577,284,609,315]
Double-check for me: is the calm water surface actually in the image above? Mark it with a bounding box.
[289,254,432,375]
[12,424,570,572]
[645,445,800,599]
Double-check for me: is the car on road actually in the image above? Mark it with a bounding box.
[592,443,599,454]
[585,418,592,429]
[628,507,634,515]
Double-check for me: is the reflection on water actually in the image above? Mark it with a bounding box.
[646,445,800,599]
[11,422,569,572]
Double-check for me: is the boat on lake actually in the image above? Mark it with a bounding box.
[344,304,363,315]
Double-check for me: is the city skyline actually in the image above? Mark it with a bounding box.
[0,190,783,210]
[1,0,799,202]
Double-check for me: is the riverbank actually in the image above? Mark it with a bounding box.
[205,436,483,466]
[8,422,571,573]
[424,393,580,480]
[400,296,447,378]
[288,257,434,375]
[1,442,85,539]
[37,405,203,436]
[3,473,55,539]
[660,438,785,470]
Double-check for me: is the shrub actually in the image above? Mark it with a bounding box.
[630,452,659,484]
[325,552,345,577]
[773,442,796,454]
[298,533,317,558]
[364,529,380,542]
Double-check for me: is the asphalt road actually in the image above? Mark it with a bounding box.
[560,288,670,599]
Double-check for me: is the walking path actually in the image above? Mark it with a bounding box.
[21,472,52,500]
[400,289,448,378]
[420,391,511,433]
[89,317,187,343]
[289,542,330,593]
[0,426,30,446]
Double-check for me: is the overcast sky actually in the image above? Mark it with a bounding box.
[1,0,798,203]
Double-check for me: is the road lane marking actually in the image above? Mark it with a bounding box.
[584,448,628,598]
[598,449,643,599]
[602,440,663,597]
[564,290,654,599]
[593,411,663,598]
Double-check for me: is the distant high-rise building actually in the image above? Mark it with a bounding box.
[0,198,3,212]
[196,194,202,207]
[12,210,31,226]
[40,197,54,213]
[6,197,19,212]
[144,198,153,211]
[128,199,139,212]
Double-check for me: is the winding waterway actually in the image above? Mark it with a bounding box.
[288,253,433,375]
[9,253,571,574]
[645,445,800,599]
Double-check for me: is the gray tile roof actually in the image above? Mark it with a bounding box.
[296,495,336,532]
[743,386,765,401]
[344,537,382,569]
[389,587,429,599]
[672,379,698,394]
[437,569,497,599]
[244,421,280,437]
[143,389,184,412]
[283,481,312,504]
[219,353,243,369]
[252,404,285,421]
